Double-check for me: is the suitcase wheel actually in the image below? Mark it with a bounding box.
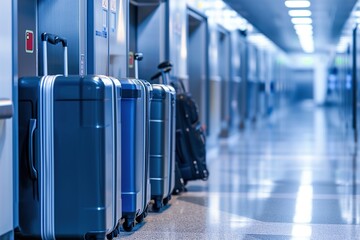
[106,223,121,239]
[152,198,163,212]
[122,219,135,232]
[85,232,107,240]
[136,212,145,223]
[106,229,118,240]
[163,195,171,206]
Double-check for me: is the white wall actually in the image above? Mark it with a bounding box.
[0,0,14,236]
[168,0,188,80]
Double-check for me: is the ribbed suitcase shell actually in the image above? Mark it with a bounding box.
[149,84,176,210]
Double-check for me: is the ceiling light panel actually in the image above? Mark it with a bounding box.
[285,0,314,53]
[296,30,313,36]
[294,25,313,30]
[285,1,311,8]
[291,17,313,24]
[289,10,312,17]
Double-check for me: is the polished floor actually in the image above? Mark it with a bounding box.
[119,102,360,239]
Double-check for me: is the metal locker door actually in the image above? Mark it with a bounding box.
[0,0,15,238]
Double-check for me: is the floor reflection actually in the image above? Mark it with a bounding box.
[120,104,360,239]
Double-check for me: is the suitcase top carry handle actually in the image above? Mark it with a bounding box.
[158,61,172,70]
[150,67,171,84]
[41,33,68,47]
[150,71,162,81]
[159,61,172,84]
[41,32,68,77]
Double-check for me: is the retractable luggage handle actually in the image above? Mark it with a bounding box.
[158,61,172,85]
[134,52,143,79]
[150,61,173,85]
[41,33,68,76]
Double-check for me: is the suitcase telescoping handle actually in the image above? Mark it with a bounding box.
[158,61,172,84]
[41,32,68,76]
[150,61,173,84]
[134,52,143,79]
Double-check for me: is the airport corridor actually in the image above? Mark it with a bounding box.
[119,103,360,239]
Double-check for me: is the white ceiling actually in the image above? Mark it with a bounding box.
[224,0,357,53]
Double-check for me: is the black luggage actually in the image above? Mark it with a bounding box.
[172,161,186,195]
[17,33,121,239]
[172,80,209,183]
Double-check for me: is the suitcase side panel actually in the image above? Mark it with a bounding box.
[168,87,176,196]
[134,80,152,214]
[111,78,122,226]
[17,77,42,238]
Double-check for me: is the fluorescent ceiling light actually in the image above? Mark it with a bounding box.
[299,40,314,44]
[299,40,314,47]
[197,0,226,10]
[294,27,313,35]
[291,17,312,24]
[298,37,314,53]
[296,30,313,36]
[285,0,311,8]
[299,41,314,47]
[300,45,314,53]
[205,9,221,17]
[214,0,226,9]
[222,9,237,18]
[303,48,314,54]
[289,10,312,17]
[354,10,360,18]
[294,25,313,31]
[298,35,313,40]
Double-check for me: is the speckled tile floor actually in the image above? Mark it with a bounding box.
[118,104,360,239]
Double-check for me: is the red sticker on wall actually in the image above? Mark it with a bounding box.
[129,52,134,68]
[25,30,34,53]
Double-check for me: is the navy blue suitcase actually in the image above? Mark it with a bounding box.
[120,78,152,232]
[17,33,122,239]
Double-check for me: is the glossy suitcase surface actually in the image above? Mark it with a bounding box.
[120,78,152,231]
[18,75,121,239]
[17,34,121,239]
[149,84,176,211]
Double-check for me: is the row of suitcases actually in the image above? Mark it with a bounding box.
[16,33,178,239]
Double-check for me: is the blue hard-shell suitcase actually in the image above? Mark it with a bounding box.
[120,78,152,232]
[17,33,122,239]
[149,84,176,211]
